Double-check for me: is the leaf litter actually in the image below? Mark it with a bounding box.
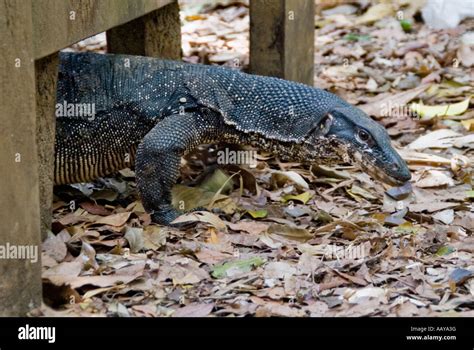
[39,0,474,317]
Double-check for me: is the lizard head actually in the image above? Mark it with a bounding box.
[305,105,411,186]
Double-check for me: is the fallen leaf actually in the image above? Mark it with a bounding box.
[200,168,234,194]
[281,191,313,204]
[211,257,265,279]
[82,286,123,300]
[227,220,269,234]
[255,302,306,317]
[171,184,230,211]
[346,287,387,303]
[347,185,378,201]
[410,97,470,120]
[398,149,451,166]
[246,209,268,219]
[195,247,232,265]
[433,209,455,224]
[461,118,474,131]
[435,246,456,256]
[268,223,313,242]
[94,212,131,227]
[42,234,68,263]
[271,170,309,189]
[414,170,455,188]
[124,227,144,253]
[263,261,297,279]
[173,303,214,317]
[79,201,112,216]
[157,260,209,285]
[356,3,394,24]
[453,134,474,148]
[72,263,145,289]
[359,84,429,117]
[172,211,227,231]
[143,226,168,250]
[407,129,462,150]
[43,260,83,280]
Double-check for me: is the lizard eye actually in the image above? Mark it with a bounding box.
[357,129,371,144]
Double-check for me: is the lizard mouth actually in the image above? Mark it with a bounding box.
[351,150,408,186]
[358,160,406,186]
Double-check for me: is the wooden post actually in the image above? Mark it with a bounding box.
[0,0,42,316]
[35,53,59,241]
[250,0,315,86]
[107,1,182,59]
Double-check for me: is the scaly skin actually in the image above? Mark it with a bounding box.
[55,52,411,225]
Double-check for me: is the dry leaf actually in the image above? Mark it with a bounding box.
[94,212,131,227]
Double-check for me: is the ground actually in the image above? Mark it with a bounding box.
[39,0,474,317]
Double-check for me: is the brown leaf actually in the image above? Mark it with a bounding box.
[195,247,233,265]
[94,212,131,227]
[255,302,306,317]
[172,211,227,231]
[173,303,214,317]
[359,84,430,117]
[227,220,269,234]
[42,234,67,262]
[79,201,112,216]
[45,262,145,289]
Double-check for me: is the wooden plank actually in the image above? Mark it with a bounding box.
[35,53,59,241]
[107,1,182,59]
[32,0,174,59]
[0,0,42,316]
[250,0,315,86]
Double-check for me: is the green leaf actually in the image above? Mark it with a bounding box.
[344,33,371,42]
[211,257,265,279]
[435,246,455,256]
[400,19,412,32]
[394,222,419,235]
[247,209,268,219]
[466,190,474,198]
[410,97,470,120]
[281,192,312,204]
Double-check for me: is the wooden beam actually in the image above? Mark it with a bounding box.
[0,0,42,316]
[35,53,59,241]
[32,0,174,60]
[250,0,315,86]
[107,1,182,59]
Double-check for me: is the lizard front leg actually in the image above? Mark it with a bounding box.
[135,112,221,225]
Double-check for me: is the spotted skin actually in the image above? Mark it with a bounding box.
[56,52,410,225]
